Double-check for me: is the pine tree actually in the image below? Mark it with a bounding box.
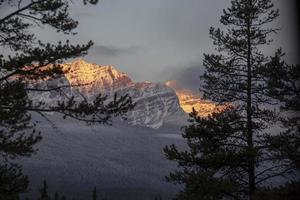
[0,163,28,200]
[264,56,300,168]
[154,195,162,200]
[54,192,59,200]
[39,180,49,200]
[262,54,300,196]
[92,187,97,200]
[0,0,135,198]
[164,108,245,200]
[164,0,297,199]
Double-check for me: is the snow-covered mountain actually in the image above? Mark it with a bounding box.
[61,59,133,96]
[62,60,184,128]
[27,76,74,105]
[28,60,184,129]
[28,60,223,128]
[117,82,182,128]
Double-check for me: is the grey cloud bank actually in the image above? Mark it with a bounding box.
[89,45,143,57]
[4,0,297,84]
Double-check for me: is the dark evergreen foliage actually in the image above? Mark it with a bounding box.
[38,180,49,200]
[255,181,300,200]
[54,192,59,200]
[0,163,28,200]
[22,182,164,200]
[164,0,298,199]
[0,0,135,199]
[164,108,245,200]
[264,55,300,168]
[92,187,97,200]
[154,195,162,200]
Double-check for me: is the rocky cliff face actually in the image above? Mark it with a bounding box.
[165,80,224,117]
[28,76,73,105]
[61,60,133,96]
[117,82,183,128]
[59,60,183,129]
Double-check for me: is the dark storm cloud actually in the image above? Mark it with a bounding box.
[75,12,94,19]
[161,63,206,92]
[76,0,299,82]
[275,0,300,64]
[89,45,143,57]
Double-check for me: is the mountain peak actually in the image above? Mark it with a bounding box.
[70,59,96,67]
[69,59,120,75]
[62,59,133,94]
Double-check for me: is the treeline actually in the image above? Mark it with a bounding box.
[21,180,299,200]
[20,180,163,200]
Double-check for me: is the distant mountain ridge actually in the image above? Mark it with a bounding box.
[61,59,184,128]
[165,80,224,117]
[29,59,220,128]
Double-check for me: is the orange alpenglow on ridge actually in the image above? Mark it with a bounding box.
[165,80,225,117]
[61,59,133,94]
[21,59,226,118]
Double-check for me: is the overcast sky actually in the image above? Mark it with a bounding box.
[3,0,300,89]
